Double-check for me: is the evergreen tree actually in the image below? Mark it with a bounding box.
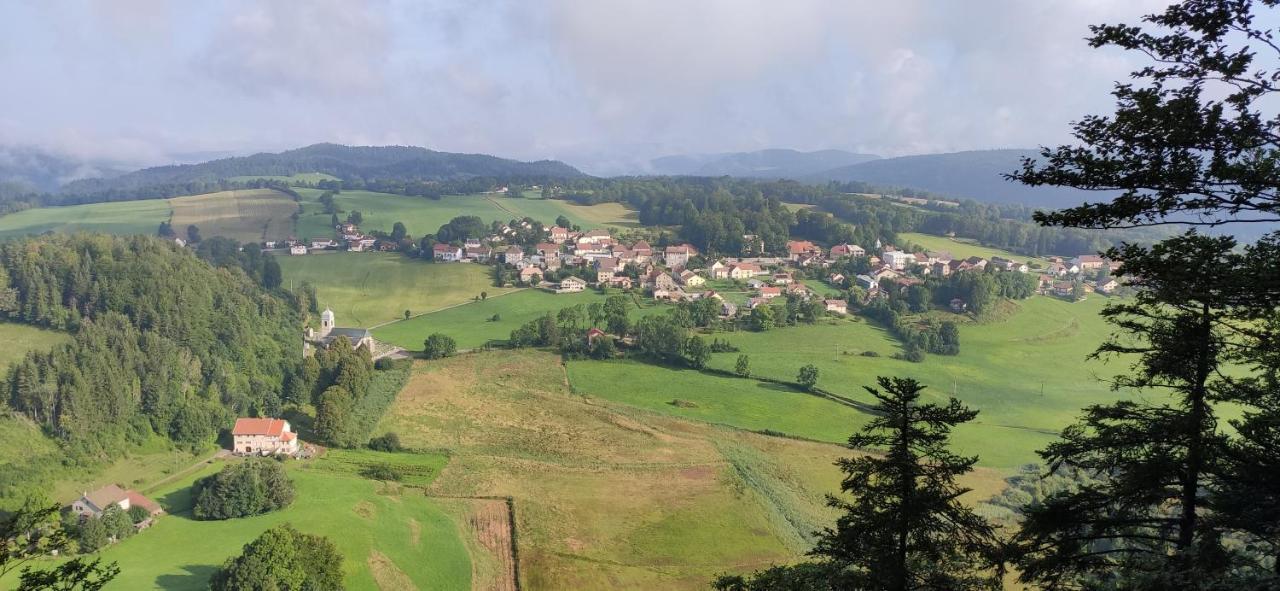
[813,377,999,590]
[313,385,356,447]
[1015,234,1275,588]
[735,354,751,378]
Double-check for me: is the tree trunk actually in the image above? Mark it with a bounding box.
[1177,304,1213,554]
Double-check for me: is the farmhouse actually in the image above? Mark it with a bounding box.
[70,484,163,520]
[289,244,308,255]
[307,308,374,351]
[829,243,865,258]
[558,276,587,293]
[664,244,694,268]
[759,286,782,299]
[550,226,570,243]
[503,246,524,263]
[679,270,705,287]
[231,417,299,455]
[433,244,463,262]
[519,266,543,285]
[1073,254,1107,271]
[824,299,848,314]
[787,240,822,261]
[883,250,914,270]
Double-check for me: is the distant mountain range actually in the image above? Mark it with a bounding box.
[806,149,1096,209]
[649,148,880,178]
[60,143,585,194]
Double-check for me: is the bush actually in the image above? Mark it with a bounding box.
[423,333,457,359]
[367,432,403,452]
[861,350,881,357]
[210,525,343,591]
[192,459,295,520]
[670,399,699,408]
[360,464,403,481]
[127,505,150,524]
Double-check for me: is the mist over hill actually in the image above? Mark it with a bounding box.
[649,148,880,178]
[0,146,132,195]
[808,149,1098,210]
[60,143,585,194]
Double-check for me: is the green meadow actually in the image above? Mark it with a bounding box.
[0,200,172,239]
[225,172,340,183]
[373,288,621,350]
[898,232,1048,265]
[0,321,70,369]
[276,252,514,327]
[294,188,638,241]
[15,450,470,591]
[570,296,1127,469]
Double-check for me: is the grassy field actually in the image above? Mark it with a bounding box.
[375,351,1011,590]
[276,252,514,327]
[169,189,299,243]
[294,188,638,241]
[40,449,472,591]
[0,321,69,369]
[225,172,340,183]
[570,296,1127,470]
[0,200,171,239]
[373,289,608,350]
[899,232,1049,265]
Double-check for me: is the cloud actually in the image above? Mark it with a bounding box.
[0,0,1178,172]
[197,0,391,96]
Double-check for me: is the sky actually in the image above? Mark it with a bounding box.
[0,0,1171,174]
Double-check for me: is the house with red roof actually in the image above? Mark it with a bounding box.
[231,417,299,456]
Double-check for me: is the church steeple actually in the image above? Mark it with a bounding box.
[320,307,335,336]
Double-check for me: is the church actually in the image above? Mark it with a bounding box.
[305,308,374,353]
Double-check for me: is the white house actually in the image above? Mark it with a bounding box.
[289,245,308,256]
[70,484,162,520]
[558,276,588,293]
[231,417,299,455]
[824,299,848,314]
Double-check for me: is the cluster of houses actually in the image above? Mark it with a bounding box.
[65,416,303,538]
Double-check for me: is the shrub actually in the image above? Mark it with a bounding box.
[127,505,150,524]
[210,525,342,591]
[670,399,699,408]
[861,350,881,357]
[367,432,403,453]
[423,333,458,359]
[192,459,295,520]
[360,465,403,481]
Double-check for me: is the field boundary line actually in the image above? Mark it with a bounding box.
[368,287,528,330]
[423,494,522,591]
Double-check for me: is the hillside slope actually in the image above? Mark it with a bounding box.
[651,148,880,178]
[810,148,1098,209]
[61,143,585,194]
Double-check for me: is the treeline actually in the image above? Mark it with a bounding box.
[0,234,301,460]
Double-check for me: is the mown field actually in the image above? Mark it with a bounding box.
[570,296,1126,470]
[376,351,1011,590]
[372,289,671,351]
[225,172,340,183]
[169,189,298,243]
[899,232,1048,265]
[293,188,637,241]
[0,320,70,369]
[0,199,171,239]
[6,450,473,591]
[277,252,513,327]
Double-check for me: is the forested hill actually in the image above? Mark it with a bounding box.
[60,143,586,195]
[649,148,880,178]
[807,149,1099,209]
[0,234,301,459]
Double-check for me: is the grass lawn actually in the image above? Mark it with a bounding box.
[30,450,471,591]
[377,351,1005,589]
[0,321,69,369]
[293,188,639,241]
[276,252,513,327]
[169,189,299,243]
[571,296,1128,470]
[373,289,610,350]
[0,200,171,239]
[899,232,1050,266]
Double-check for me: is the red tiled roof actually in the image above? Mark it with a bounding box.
[125,490,162,515]
[232,417,287,437]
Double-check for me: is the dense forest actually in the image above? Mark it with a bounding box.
[0,235,301,459]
